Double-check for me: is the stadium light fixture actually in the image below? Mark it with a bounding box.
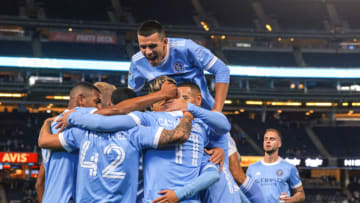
[245,100,263,105]
[46,96,70,100]
[342,102,349,107]
[265,24,272,32]
[352,102,360,106]
[267,101,302,106]
[0,93,26,98]
[224,100,232,104]
[305,102,333,107]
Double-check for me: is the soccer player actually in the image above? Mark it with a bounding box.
[38,109,195,202]
[58,78,230,202]
[128,20,230,112]
[198,133,250,203]
[228,136,265,203]
[40,82,102,203]
[94,82,116,108]
[246,129,305,203]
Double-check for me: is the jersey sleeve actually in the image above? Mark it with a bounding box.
[187,103,230,135]
[128,111,153,126]
[228,136,238,157]
[289,166,302,189]
[127,125,164,151]
[128,61,146,94]
[200,154,219,173]
[58,127,86,152]
[206,132,229,157]
[68,111,137,132]
[175,154,220,201]
[186,40,229,84]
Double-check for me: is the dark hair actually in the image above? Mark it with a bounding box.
[137,20,165,38]
[69,82,100,99]
[177,82,201,94]
[265,128,282,140]
[111,88,137,105]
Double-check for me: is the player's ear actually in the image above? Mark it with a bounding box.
[77,94,85,107]
[195,94,202,106]
[163,37,168,45]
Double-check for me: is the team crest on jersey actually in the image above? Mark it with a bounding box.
[173,61,184,73]
[276,169,284,176]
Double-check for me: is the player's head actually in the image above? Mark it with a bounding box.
[176,82,202,107]
[148,76,176,112]
[111,87,137,105]
[263,128,282,155]
[94,82,116,108]
[69,82,101,109]
[137,20,168,66]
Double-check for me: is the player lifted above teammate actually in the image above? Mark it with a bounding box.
[128,20,230,112]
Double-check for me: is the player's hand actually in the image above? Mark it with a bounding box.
[45,116,56,123]
[205,148,225,172]
[55,109,76,132]
[152,190,179,203]
[183,111,194,120]
[160,81,177,100]
[164,99,187,112]
[278,192,291,203]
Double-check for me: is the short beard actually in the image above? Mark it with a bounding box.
[265,149,276,155]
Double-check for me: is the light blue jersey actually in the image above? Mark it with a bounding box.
[200,134,243,203]
[128,38,230,110]
[42,111,77,203]
[129,111,211,203]
[246,158,302,203]
[58,125,163,202]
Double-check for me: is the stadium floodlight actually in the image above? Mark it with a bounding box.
[45,96,70,100]
[305,102,333,107]
[245,100,263,105]
[0,93,26,98]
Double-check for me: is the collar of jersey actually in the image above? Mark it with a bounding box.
[166,110,183,117]
[157,43,170,67]
[261,157,282,166]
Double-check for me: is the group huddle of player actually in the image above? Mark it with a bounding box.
[35,20,305,203]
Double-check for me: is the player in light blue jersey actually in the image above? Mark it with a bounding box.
[200,133,251,203]
[246,129,305,203]
[40,82,101,203]
[38,107,194,202]
[128,20,230,112]
[59,79,230,202]
[228,136,265,203]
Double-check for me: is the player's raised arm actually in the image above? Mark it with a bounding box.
[56,107,138,133]
[158,112,194,147]
[165,100,230,135]
[95,81,177,115]
[38,118,62,149]
[186,40,230,112]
